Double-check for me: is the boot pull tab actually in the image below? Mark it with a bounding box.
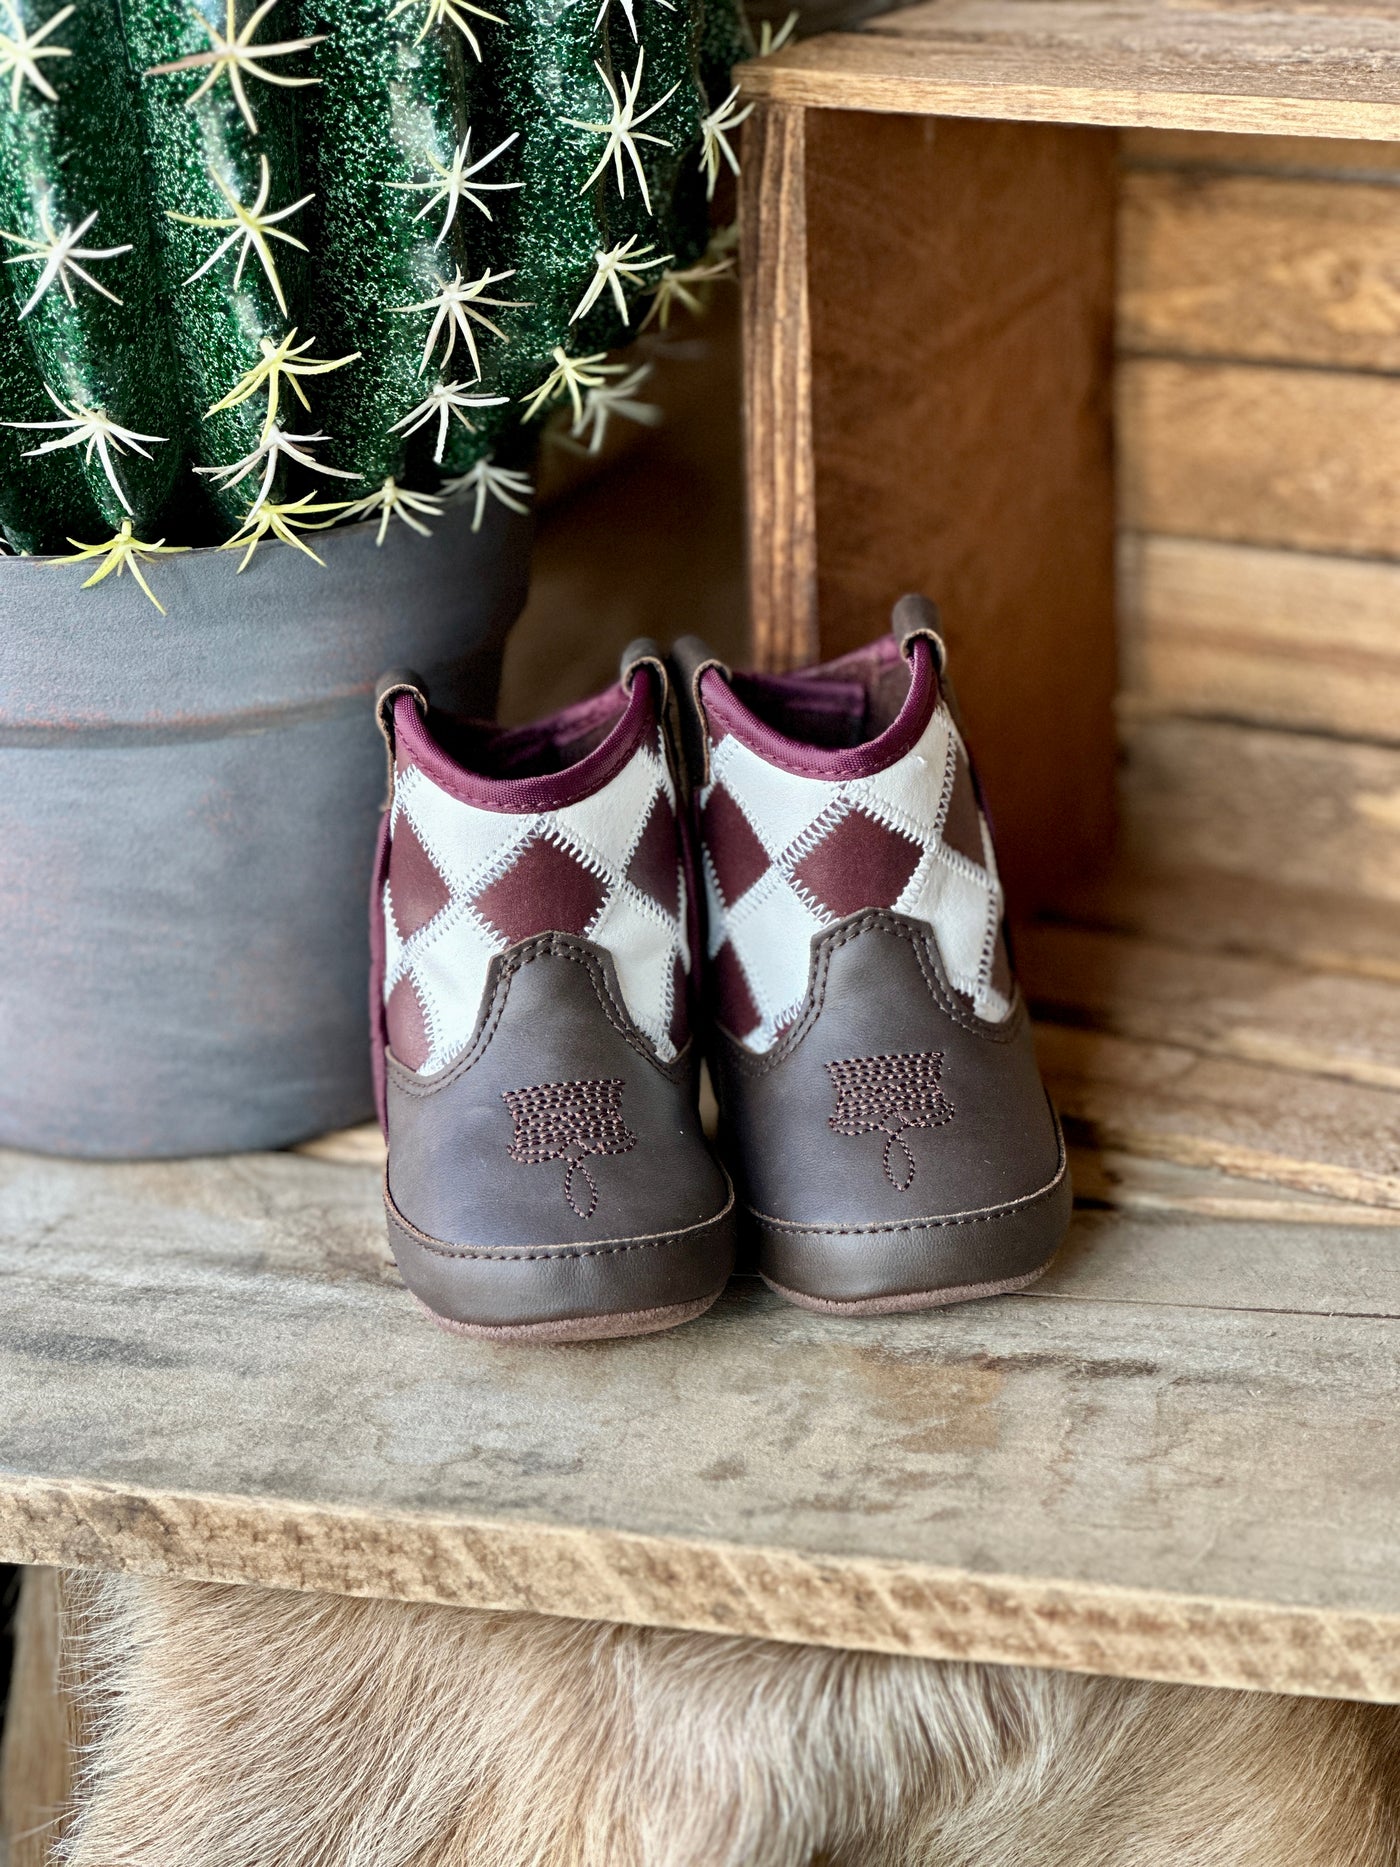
[670,634,731,790]
[890,592,976,743]
[621,637,688,795]
[619,636,670,702]
[890,593,948,675]
[374,668,427,809]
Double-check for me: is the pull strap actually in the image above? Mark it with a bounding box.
[670,634,731,790]
[890,592,977,743]
[890,593,948,674]
[374,667,427,809]
[619,635,669,701]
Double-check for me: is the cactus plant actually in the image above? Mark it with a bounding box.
[0,0,752,602]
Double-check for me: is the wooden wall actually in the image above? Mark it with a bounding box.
[790,112,1120,913]
[1115,130,1400,906]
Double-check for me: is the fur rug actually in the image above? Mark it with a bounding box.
[49,1573,1400,1867]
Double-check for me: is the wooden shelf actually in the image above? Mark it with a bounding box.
[3,866,1400,1705]
[740,1,1400,139]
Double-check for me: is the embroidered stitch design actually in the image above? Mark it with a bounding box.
[502,1077,637,1218]
[825,1051,954,1192]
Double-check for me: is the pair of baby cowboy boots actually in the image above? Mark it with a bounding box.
[371,597,1071,1342]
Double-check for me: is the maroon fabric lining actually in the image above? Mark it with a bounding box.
[465,683,626,776]
[699,636,938,780]
[393,669,657,814]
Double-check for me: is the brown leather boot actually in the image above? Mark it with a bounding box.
[674,599,1070,1315]
[371,646,735,1341]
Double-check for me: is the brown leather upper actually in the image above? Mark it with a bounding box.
[386,932,731,1251]
[711,910,1062,1230]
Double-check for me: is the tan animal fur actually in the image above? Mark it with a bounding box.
[39,1572,1400,1867]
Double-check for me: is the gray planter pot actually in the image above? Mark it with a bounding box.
[0,506,531,1159]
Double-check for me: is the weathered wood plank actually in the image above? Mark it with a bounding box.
[1119,169,1400,372]
[1019,922,1400,1091]
[1042,1202,1400,1316]
[1122,128,1400,178]
[741,2,1400,139]
[1118,535,1400,745]
[741,99,818,674]
[1118,358,1400,559]
[4,1150,1400,1701]
[1068,1146,1400,1228]
[1119,716,1400,906]
[0,1570,72,1867]
[1044,863,1400,985]
[803,110,1117,909]
[1038,1023,1400,1208]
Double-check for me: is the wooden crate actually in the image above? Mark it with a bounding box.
[737,0,1400,1189]
[8,4,1400,1765]
[739,0,1400,912]
[727,0,1400,1699]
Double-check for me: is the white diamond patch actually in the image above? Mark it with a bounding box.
[384,728,688,1075]
[699,697,1007,1052]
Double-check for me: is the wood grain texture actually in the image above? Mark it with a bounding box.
[1020,922,1400,1091]
[1045,862,1400,985]
[1042,1195,1400,1318]
[0,1570,72,1867]
[1038,1023,1400,1208]
[742,100,819,673]
[1118,358,1400,559]
[1120,716,1400,904]
[1118,535,1400,744]
[740,1,1400,138]
[803,110,1117,908]
[1119,169,1400,371]
[1068,1146,1400,1228]
[5,1148,1400,1699]
[1122,127,1400,178]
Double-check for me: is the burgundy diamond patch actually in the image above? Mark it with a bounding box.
[388,815,451,940]
[385,976,431,1071]
[792,808,922,919]
[711,939,760,1039]
[702,784,769,907]
[941,747,985,867]
[626,793,680,919]
[472,836,606,943]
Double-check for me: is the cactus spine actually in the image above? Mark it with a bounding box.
[0,0,185,534]
[0,0,752,599]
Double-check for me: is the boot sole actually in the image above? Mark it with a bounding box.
[760,1263,1051,1316]
[386,1179,736,1343]
[414,1290,722,1343]
[750,1139,1072,1316]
